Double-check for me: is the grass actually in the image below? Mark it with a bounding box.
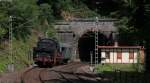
[95,63,147,83]
[95,63,144,73]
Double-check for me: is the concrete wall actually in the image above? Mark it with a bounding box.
[54,19,118,61]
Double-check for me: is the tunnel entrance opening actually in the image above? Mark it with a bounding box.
[78,31,114,63]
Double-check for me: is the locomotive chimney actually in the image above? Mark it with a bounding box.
[114,32,119,47]
[114,41,118,47]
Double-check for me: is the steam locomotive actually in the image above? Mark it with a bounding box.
[33,38,66,67]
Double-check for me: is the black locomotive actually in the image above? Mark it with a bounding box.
[33,38,64,67]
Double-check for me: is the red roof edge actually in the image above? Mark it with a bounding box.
[97,45,144,49]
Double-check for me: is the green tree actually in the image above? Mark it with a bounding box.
[110,0,150,72]
[0,1,11,40]
[0,0,39,40]
[143,0,150,72]
[38,3,54,36]
[109,0,143,46]
[10,0,39,40]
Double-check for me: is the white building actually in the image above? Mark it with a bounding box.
[98,46,144,64]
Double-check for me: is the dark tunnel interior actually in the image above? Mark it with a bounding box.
[78,31,114,62]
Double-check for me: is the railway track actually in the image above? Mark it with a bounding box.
[50,62,96,83]
[21,66,47,83]
[20,62,100,83]
[39,69,86,83]
[39,68,48,83]
[39,62,90,83]
[21,66,37,83]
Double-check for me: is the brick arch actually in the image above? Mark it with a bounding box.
[77,28,102,38]
[77,30,110,62]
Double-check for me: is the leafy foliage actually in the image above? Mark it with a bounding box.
[38,3,54,36]
[0,1,11,40]
[0,0,39,40]
[11,0,39,40]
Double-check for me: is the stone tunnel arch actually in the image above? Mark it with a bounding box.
[78,31,114,62]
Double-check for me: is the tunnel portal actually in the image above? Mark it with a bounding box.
[78,31,114,62]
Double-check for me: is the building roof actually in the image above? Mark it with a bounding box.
[97,46,144,49]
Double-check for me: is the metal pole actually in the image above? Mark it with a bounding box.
[95,17,99,67]
[9,16,13,64]
[8,15,14,72]
[90,51,93,66]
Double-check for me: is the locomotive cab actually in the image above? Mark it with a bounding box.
[33,38,63,67]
